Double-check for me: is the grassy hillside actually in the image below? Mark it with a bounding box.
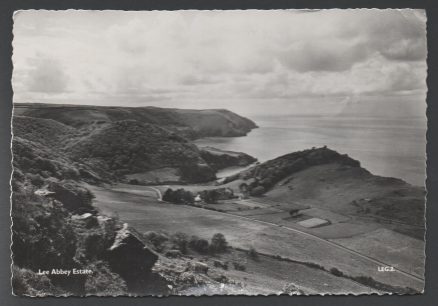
[13,116,219,183]
[222,147,425,231]
[65,120,216,182]
[13,104,259,183]
[14,103,257,138]
[13,116,76,149]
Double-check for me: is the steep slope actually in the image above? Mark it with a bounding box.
[173,108,258,137]
[14,103,258,138]
[13,116,77,149]
[15,114,262,183]
[64,120,216,183]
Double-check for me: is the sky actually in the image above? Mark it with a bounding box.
[12,9,427,117]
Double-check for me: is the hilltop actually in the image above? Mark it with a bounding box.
[14,103,258,139]
[221,147,425,236]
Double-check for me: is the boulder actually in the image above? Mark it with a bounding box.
[105,224,158,282]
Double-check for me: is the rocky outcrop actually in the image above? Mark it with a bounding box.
[106,224,158,276]
[105,224,163,292]
[199,146,257,171]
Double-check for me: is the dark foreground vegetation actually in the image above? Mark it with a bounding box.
[11,105,258,296]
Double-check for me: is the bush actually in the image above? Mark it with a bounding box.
[209,233,228,253]
[171,232,189,254]
[143,231,169,252]
[213,260,228,270]
[232,262,246,271]
[28,173,45,188]
[162,188,194,204]
[63,167,80,179]
[330,267,344,277]
[201,189,220,204]
[249,186,265,196]
[248,247,259,260]
[189,235,209,253]
[289,209,300,217]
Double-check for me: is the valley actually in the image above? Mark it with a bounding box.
[11,103,425,295]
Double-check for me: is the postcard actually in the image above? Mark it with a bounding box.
[10,9,427,296]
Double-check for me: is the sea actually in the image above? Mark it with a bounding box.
[194,115,427,187]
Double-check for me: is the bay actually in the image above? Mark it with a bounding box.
[194,115,427,186]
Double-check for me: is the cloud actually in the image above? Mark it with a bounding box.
[26,57,69,93]
[12,9,427,113]
[178,74,220,86]
[276,40,369,72]
[336,9,427,62]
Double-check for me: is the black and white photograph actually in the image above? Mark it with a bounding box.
[10,9,427,296]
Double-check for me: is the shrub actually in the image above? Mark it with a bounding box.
[129,179,139,185]
[213,260,228,270]
[171,232,189,254]
[289,209,300,217]
[165,249,182,258]
[330,267,344,277]
[209,233,228,253]
[250,186,265,196]
[248,247,259,260]
[232,262,246,271]
[27,173,45,188]
[13,168,25,182]
[162,188,194,204]
[200,189,221,204]
[143,231,169,252]
[189,235,209,253]
[63,167,80,179]
[260,177,273,188]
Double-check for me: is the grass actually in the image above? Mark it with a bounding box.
[90,184,425,293]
